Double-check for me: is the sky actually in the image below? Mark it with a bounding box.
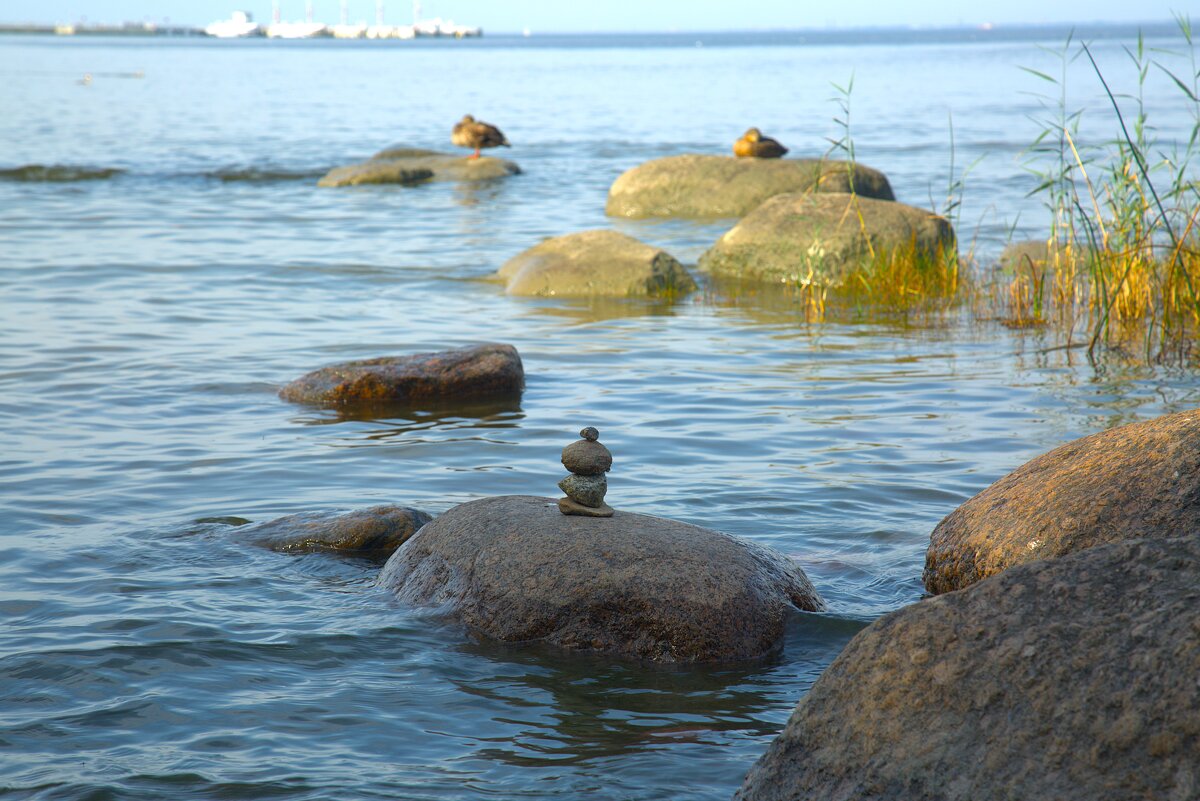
[0,0,1189,32]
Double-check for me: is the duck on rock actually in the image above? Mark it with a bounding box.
[733,127,788,159]
[451,114,511,159]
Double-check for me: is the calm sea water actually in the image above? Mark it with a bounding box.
[2,26,1199,800]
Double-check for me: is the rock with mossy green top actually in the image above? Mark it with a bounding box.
[698,192,956,286]
[317,146,520,187]
[605,154,894,219]
[497,229,697,298]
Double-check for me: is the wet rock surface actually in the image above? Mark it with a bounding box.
[497,229,696,298]
[279,343,524,408]
[736,536,1200,801]
[241,505,433,559]
[924,407,1200,594]
[317,147,520,187]
[699,192,955,285]
[605,155,894,219]
[378,495,825,663]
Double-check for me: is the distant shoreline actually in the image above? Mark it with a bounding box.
[0,19,1182,42]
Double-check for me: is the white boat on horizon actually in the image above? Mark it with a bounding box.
[204,11,262,38]
[265,20,330,38]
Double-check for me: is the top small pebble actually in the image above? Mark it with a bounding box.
[580,426,599,441]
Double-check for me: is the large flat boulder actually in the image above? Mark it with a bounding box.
[242,506,432,559]
[605,155,894,219]
[699,192,955,285]
[279,343,524,407]
[377,495,824,663]
[736,536,1200,801]
[317,147,519,187]
[924,408,1200,595]
[497,229,697,297]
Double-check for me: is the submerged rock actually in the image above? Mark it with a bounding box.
[497,230,696,298]
[279,343,524,408]
[925,407,1200,594]
[736,536,1200,801]
[378,495,824,663]
[317,147,519,187]
[605,155,894,219]
[699,192,955,285]
[242,505,432,559]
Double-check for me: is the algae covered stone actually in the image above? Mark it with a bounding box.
[378,495,824,663]
[279,343,524,408]
[605,154,894,219]
[241,505,432,559]
[318,147,519,187]
[699,191,955,285]
[497,229,696,298]
[737,536,1200,801]
[924,407,1200,595]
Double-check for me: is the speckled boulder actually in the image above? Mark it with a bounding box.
[378,495,825,663]
[317,147,519,187]
[736,536,1200,801]
[924,407,1200,595]
[497,230,696,298]
[279,343,524,408]
[242,506,432,559]
[605,155,894,219]
[699,192,956,285]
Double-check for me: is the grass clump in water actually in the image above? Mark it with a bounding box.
[1007,15,1200,362]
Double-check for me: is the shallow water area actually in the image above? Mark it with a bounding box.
[2,27,1200,800]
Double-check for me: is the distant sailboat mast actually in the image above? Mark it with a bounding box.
[305,1,314,23]
[340,0,348,25]
[376,0,384,25]
[272,0,281,24]
[413,1,421,24]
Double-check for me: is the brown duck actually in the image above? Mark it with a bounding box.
[451,114,510,159]
[733,128,788,159]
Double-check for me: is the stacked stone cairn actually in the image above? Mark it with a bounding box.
[557,427,614,517]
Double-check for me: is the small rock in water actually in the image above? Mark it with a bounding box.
[558,473,607,508]
[580,426,599,442]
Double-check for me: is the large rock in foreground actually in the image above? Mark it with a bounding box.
[497,229,697,297]
[280,343,524,407]
[242,506,432,559]
[318,147,519,187]
[605,155,894,219]
[924,408,1200,595]
[699,192,955,285]
[378,495,824,663]
[737,536,1200,801]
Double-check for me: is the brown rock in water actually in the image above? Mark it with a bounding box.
[605,154,894,219]
[279,343,524,408]
[736,536,1200,801]
[378,495,824,663]
[317,147,520,187]
[924,407,1200,595]
[699,191,956,286]
[496,229,696,298]
[241,505,432,559]
[561,439,612,476]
